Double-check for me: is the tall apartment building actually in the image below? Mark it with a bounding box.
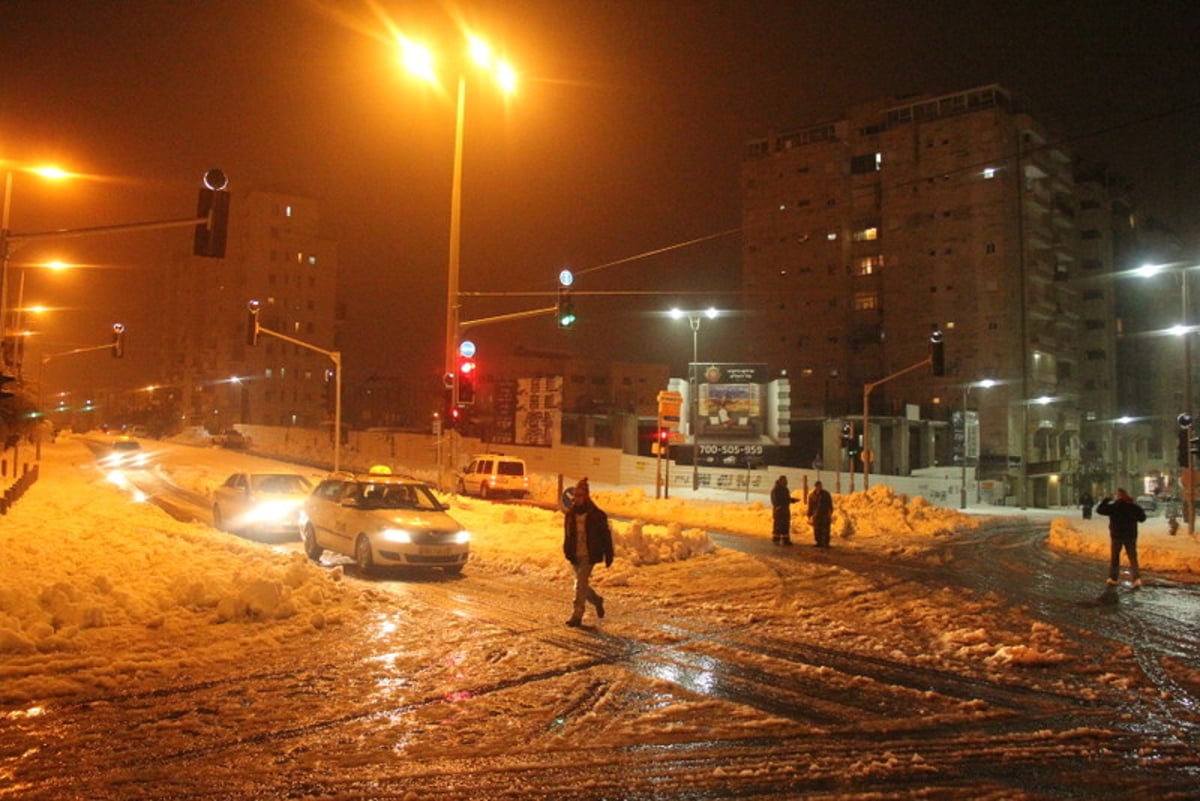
[166,191,339,431]
[741,85,1121,507]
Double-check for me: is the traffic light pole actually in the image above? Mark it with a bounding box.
[861,356,933,491]
[248,312,342,473]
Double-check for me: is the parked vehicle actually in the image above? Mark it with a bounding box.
[300,466,469,575]
[457,453,529,499]
[212,472,313,538]
[212,429,250,449]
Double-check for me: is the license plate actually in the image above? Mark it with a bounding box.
[416,545,452,556]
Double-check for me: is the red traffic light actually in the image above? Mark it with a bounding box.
[458,358,477,405]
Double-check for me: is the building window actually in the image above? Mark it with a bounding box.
[826,231,838,241]
[985,242,996,253]
[983,168,997,180]
[853,292,879,311]
[850,153,882,174]
[855,254,884,275]
[1086,349,1106,360]
[852,225,879,242]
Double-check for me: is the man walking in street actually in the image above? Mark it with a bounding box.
[562,477,614,627]
[807,480,834,548]
[1096,488,1147,588]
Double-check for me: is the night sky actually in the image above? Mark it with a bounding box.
[3,0,1198,406]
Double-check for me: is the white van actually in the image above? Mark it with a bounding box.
[458,454,529,499]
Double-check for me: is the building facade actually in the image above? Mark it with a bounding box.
[167,191,339,432]
[741,85,1122,506]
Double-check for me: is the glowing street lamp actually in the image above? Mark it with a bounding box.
[397,29,517,486]
[1,165,72,372]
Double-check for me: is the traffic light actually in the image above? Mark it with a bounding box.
[246,300,261,346]
[557,287,576,328]
[929,326,945,376]
[194,168,230,258]
[840,421,852,449]
[458,357,477,405]
[111,323,126,358]
[0,373,15,400]
[1178,413,1194,468]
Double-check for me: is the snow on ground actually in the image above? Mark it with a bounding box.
[2,433,1199,709]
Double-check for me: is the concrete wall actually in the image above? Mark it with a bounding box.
[234,425,976,507]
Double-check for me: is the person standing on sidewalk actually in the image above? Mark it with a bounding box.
[770,475,798,546]
[562,478,614,627]
[807,480,834,548]
[1096,488,1147,588]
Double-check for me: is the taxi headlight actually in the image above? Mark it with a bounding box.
[382,529,413,544]
[453,530,471,545]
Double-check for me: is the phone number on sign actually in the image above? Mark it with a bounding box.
[698,444,763,457]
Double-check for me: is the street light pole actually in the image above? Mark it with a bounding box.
[690,315,700,491]
[671,307,717,492]
[1182,270,1194,535]
[444,74,465,402]
[1,171,14,372]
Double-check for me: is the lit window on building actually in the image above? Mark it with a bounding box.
[855,255,884,275]
[853,292,879,311]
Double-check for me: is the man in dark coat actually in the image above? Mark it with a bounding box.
[770,475,798,546]
[1096,488,1147,587]
[807,480,834,548]
[562,478,614,626]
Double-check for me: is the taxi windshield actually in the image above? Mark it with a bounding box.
[358,482,442,511]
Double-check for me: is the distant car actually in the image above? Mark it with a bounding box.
[99,437,149,469]
[212,429,250,449]
[458,453,529,499]
[212,472,313,537]
[300,466,469,575]
[1136,495,1159,515]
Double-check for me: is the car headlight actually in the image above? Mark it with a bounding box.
[453,530,470,545]
[246,499,301,524]
[381,528,413,544]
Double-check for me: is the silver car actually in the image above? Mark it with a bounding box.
[212,472,313,538]
[300,468,469,575]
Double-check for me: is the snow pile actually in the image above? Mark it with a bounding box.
[585,482,979,546]
[1048,516,1200,574]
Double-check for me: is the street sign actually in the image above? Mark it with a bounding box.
[657,390,683,429]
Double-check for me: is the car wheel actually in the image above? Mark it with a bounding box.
[212,504,225,532]
[302,524,323,561]
[354,534,375,574]
[443,564,464,576]
[480,484,490,500]
[457,478,467,495]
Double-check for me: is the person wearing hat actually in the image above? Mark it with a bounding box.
[770,475,798,546]
[1096,488,1147,587]
[562,478,614,627]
